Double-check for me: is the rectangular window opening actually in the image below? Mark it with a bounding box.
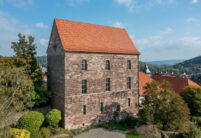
[128,98,131,106]
[100,102,103,113]
[105,60,110,70]
[127,77,131,89]
[127,60,131,69]
[82,80,87,93]
[106,78,110,91]
[83,105,86,115]
[82,60,87,70]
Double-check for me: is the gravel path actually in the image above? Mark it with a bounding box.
[73,128,126,138]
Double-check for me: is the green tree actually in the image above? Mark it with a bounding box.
[0,66,35,126]
[180,86,201,116]
[139,81,190,131]
[11,33,47,106]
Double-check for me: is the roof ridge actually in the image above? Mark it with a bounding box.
[54,18,126,30]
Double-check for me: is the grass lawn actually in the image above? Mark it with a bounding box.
[126,131,139,138]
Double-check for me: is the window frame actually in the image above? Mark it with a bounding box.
[82,60,87,70]
[127,77,131,89]
[106,78,110,91]
[83,105,86,115]
[127,60,131,70]
[128,98,131,106]
[105,60,110,70]
[100,102,103,113]
[82,80,87,93]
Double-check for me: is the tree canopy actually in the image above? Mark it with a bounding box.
[11,33,48,106]
[139,81,190,131]
[180,86,201,116]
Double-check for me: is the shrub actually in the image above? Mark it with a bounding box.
[0,127,12,138]
[31,131,42,138]
[119,116,144,129]
[139,81,190,130]
[45,109,61,127]
[183,124,201,138]
[40,127,51,138]
[180,86,201,116]
[136,125,161,138]
[11,128,30,138]
[191,116,201,127]
[17,111,44,133]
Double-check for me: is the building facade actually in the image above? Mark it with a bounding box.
[47,19,140,129]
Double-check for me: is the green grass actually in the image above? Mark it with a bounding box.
[97,121,129,131]
[126,131,139,138]
[50,126,95,136]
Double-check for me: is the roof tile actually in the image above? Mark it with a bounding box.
[54,18,140,55]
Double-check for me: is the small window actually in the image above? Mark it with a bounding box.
[127,60,131,69]
[100,102,103,113]
[82,60,87,70]
[106,78,110,91]
[83,105,86,115]
[105,60,110,70]
[82,80,87,93]
[127,77,131,89]
[117,105,120,112]
[128,98,131,106]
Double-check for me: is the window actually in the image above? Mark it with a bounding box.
[128,98,131,106]
[100,102,103,113]
[82,80,87,93]
[83,105,86,115]
[105,60,110,70]
[106,78,110,91]
[127,77,131,89]
[82,60,87,70]
[127,60,131,69]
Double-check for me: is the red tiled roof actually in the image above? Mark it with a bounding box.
[54,18,140,55]
[139,72,153,96]
[42,75,47,80]
[152,75,200,94]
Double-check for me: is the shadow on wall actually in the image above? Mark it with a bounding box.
[90,102,133,126]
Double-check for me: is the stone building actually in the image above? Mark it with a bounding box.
[47,18,140,129]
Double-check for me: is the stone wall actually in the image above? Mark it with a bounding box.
[47,22,139,129]
[47,22,65,114]
[64,52,139,129]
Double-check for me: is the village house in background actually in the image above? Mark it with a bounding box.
[47,18,140,129]
[152,74,200,93]
[139,71,153,104]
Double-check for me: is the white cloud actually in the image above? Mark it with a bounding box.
[180,36,201,46]
[0,10,34,56]
[39,39,49,47]
[192,0,199,3]
[112,21,124,28]
[134,35,201,61]
[35,22,48,29]
[186,17,197,23]
[114,0,134,11]
[160,27,173,34]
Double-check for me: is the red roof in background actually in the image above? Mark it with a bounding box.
[42,75,47,80]
[152,75,200,94]
[139,72,153,96]
[54,18,140,55]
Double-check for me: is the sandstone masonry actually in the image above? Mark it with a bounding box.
[47,19,140,129]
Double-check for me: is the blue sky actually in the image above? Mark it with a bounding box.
[0,0,201,61]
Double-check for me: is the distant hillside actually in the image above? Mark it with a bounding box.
[147,59,184,65]
[173,56,201,68]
